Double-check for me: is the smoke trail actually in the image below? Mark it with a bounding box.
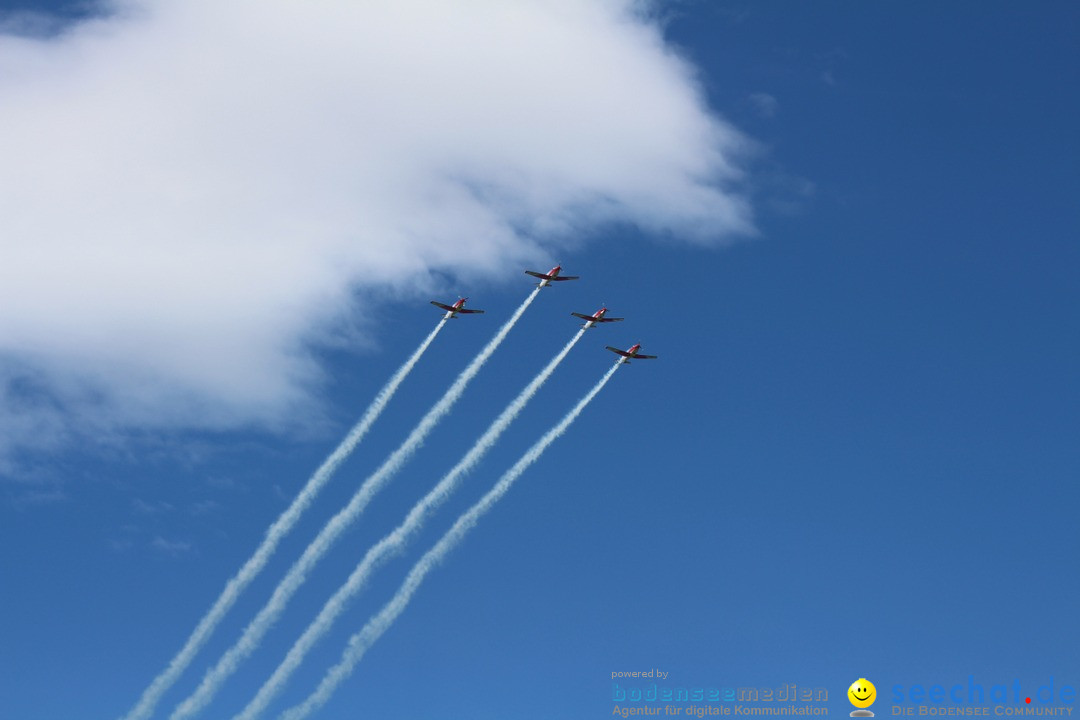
[120,318,447,720]
[170,288,540,720]
[280,362,621,720]
[235,327,588,719]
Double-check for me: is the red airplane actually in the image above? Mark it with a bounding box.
[525,264,579,288]
[430,297,485,319]
[605,343,658,364]
[571,307,624,329]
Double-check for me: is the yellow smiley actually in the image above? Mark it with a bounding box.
[848,678,876,709]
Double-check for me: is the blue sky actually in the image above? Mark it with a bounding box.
[1,2,1078,719]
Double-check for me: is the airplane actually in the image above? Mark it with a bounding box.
[605,343,658,364]
[430,297,485,320]
[525,264,579,288]
[571,306,624,329]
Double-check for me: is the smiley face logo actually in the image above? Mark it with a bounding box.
[848,678,877,709]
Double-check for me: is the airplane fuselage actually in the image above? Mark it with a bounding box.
[572,306,622,329]
[537,265,561,287]
[445,299,466,319]
[526,264,578,288]
[583,307,607,329]
[431,297,484,319]
[605,342,655,364]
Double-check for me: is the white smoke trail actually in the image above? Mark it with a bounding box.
[279,362,621,720]
[235,327,588,719]
[170,288,540,720]
[120,318,447,720]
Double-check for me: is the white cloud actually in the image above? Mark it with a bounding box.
[132,498,173,514]
[0,0,753,469]
[748,92,779,118]
[151,535,193,557]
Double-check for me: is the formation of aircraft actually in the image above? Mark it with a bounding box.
[436,266,658,364]
[430,297,485,320]
[525,264,579,288]
[571,307,624,329]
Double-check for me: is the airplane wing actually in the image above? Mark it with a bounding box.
[430,301,456,312]
[574,313,624,322]
[549,275,579,282]
[605,346,632,357]
[524,270,552,280]
[455,308,484,314]
[631,352,657,359]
